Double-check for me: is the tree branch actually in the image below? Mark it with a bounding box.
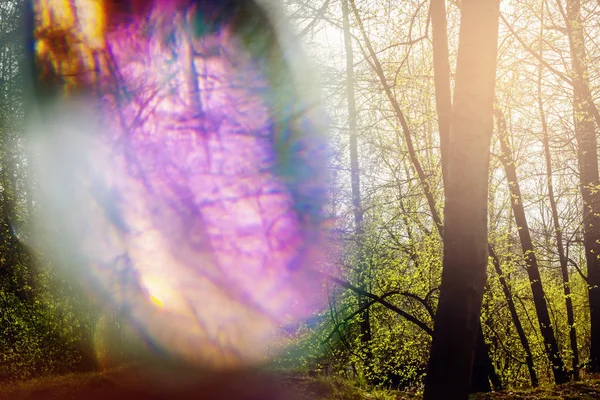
[314,270,434,335]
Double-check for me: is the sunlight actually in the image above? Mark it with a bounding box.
[29,0,329,370]
[11,0,600,396]
[150,295,163,308]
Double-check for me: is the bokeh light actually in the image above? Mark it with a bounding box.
[29,0,329,369]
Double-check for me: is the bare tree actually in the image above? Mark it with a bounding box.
[341,0,373,378]
[561,0,600,373]
[537,2,579,379]
[496,109,568,384]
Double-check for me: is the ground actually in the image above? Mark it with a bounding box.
[1,368,599,399]
[471,378,600,400]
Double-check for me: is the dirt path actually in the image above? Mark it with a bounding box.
[0,367,360,400]
[4,368,599,400]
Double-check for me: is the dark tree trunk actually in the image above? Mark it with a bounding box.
[563,0,600,373]
[470,329,491,393]
[431,2,500,389]
[356,0,500,391]
[489,246,539,387]
[423,1,500,399]
[495,110,568,384]
[470,327,502,393]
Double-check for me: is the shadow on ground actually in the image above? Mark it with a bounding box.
[2,367,599,400]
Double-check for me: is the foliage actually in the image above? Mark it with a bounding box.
[1,0,600,395]
[0,270,96,382]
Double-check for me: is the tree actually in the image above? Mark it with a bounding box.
[561,0,600,373]
[341,0,373,379]
[431,0,502,391]
[496,109,568,384]
[430,0,451,187]
[488,246,538,386]
[424,1,500,398]
[537,7,579,378]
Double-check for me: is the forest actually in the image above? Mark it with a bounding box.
[2,0,600,399]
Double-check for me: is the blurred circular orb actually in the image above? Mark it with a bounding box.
[28,0,329,369]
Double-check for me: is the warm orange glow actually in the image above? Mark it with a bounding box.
[34,0,106,93]
[74,0,106,48]
[35,0,105,47]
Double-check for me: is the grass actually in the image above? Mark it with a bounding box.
[471,376,600,400]
[0,366,418,400]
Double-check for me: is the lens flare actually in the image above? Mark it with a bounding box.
[30,0,329,368]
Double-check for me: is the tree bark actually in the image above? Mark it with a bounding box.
[471,326,502,392]
[562,0,600,373]
[423,1,500,398]
[495,109,568,384]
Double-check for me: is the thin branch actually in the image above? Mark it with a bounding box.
[499,13,572,85]
[314,270,434,335]
[297,0,331,39]
[568,257,588,282]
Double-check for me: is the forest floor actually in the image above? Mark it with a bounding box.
[470,376,600,400]
[0,366,599,400]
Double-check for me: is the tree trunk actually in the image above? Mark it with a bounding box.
[495,109,568,384]
[471,326,502,392]
[538,2,579,379]
[423,1,500,398]
[342,0,372,378]
[538,39,579,379]
[563,0,600,373]
[470,328,492,393]
[431,2,500,390]
[489,245,539,386]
